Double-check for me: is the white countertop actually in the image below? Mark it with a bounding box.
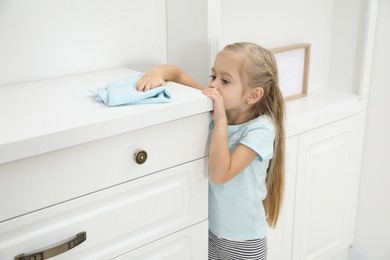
[0,68,212,164]
[0,67,367,165]
[286,88,367,137]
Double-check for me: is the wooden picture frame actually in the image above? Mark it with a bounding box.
[270,43,311,101]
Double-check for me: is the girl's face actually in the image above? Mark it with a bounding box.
[209,51,248,113]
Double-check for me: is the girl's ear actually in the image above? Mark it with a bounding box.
[247,87,264,105]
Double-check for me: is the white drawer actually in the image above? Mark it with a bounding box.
[113,221,208,260]
[0,113,209,222]
[0,159,208,260]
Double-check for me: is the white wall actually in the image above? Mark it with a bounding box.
[219,0,364,94]
[220,0,332,91]
[351,1,390,259]
[166,0,208,85]
[0,0,167,87]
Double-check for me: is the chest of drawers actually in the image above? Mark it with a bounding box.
[0,68,212,259]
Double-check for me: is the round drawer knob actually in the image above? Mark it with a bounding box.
[134,150,148,164]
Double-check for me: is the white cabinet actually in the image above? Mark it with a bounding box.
[0,68,212,259]
[293,114,365,260]
[0,159,208,260]
[268,112,365,260]
[268,137,298,260]
[112,221,208,260]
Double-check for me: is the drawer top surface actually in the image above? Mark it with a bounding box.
[0,68,212,164]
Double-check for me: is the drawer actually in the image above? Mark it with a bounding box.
[0,112,209,222]
[0,159,208,260]
[112,221,208,260]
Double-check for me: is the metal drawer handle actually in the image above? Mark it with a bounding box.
[134,150,148,164]
[14,231,87,260]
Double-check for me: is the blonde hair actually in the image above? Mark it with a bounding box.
[223,42,286,228]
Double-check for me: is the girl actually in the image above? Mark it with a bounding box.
[137,42,285,260]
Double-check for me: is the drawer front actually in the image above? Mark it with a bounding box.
[0,112,209,222]
[112,221,208,260]
[0,159,208,260]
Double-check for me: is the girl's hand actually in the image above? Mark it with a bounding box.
[202,88,227,123]
[136,71,166,92]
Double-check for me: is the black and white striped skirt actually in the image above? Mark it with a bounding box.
[209,229,267,260]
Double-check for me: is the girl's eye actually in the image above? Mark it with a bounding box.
[209,75,229,85]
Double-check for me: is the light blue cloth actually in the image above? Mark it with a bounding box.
[91,74,172,106]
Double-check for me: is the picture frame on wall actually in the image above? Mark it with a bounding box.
[271,43,311,101]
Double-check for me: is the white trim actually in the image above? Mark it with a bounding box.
[165,0,169,63]
[361,86,370,99]
[207,0,221,70]
[358,0,378,100]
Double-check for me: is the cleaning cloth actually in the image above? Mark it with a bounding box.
[91,74,172,106]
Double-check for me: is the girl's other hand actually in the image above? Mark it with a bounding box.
[136,72,166,92]
[202,88,227,123]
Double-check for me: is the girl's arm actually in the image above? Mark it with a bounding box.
[203,88,258,184]
[210,123,258,184]
[137,64,205,91]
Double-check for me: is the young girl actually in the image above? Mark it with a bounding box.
[137,42,285,260]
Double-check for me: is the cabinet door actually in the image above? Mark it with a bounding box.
[268,136,298,260]
[292,114,365,260]
[112,221,208,260]
[0,159,208,260]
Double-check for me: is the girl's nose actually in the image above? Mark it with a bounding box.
[209,82,218,90]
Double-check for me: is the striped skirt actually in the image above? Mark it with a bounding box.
[209,230,267,260]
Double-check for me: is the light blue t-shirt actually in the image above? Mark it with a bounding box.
[208,115,275,240]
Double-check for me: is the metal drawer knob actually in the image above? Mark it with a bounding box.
[134,150,148,164]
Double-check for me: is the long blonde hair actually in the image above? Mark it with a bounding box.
[223,42,286,228]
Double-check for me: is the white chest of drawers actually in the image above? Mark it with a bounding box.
[0,68,212,259]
